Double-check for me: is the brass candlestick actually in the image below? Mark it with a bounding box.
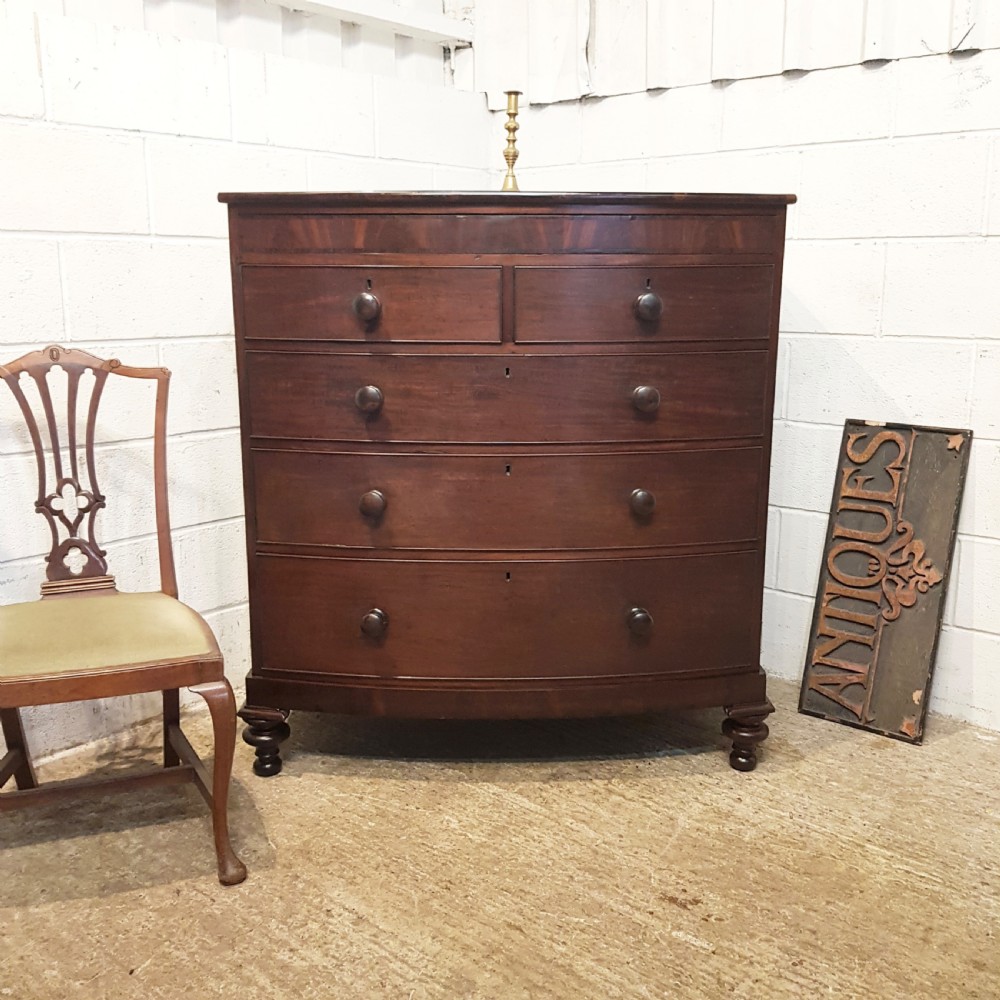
[501,90,521,192]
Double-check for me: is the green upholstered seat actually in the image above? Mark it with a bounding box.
[0,591,217,681]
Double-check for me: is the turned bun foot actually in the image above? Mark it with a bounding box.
[238,705,291,777]
[723,700,774,772]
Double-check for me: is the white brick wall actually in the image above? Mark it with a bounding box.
[0,0,486,759]
[513,5,1000,732]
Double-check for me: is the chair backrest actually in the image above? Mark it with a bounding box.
[0,344,177,599]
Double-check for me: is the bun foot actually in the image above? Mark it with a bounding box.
[238,704,290,777]
[722,699,774,772]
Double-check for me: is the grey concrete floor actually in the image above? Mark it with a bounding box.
[1,677,998,1000]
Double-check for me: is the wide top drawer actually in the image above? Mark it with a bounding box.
[229,211,786,256]
[241,265,502,343]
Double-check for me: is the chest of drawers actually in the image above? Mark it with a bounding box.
[220,192,795,776]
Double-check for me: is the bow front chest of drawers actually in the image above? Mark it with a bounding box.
[220,192,795,775]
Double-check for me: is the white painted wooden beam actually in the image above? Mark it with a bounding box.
[265,0,474,46]
[646,0,714,90]
[588,0,647,98]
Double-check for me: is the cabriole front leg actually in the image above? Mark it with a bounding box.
[722,699,774,772]
[238,704,291,777]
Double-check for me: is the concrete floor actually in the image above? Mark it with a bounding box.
[1,677,998,1000]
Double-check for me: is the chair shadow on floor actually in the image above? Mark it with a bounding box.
[0,755,272,908]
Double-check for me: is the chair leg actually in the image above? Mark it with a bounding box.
[189,680,248,886]
[1,708,39,790]
[163,689,181,767]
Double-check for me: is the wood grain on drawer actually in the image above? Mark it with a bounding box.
[236,212,783,255]
[241,265,502,343]
[513,265,773,343]
[253,446,762,551]
[245,350,769,443]
[252,551,760,680]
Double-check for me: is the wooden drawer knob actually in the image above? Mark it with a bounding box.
[629,488,656,516]
[353,290,382,324]
[361,608,389,638]
[634,291,663,323]
[354,384,384,414]
[359,489,387,518]
[627,607,653,636]
[631,385,661,413]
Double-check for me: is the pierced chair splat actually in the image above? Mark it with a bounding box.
[0,344,246,886]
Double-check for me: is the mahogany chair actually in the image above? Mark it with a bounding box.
[0,345,246,885]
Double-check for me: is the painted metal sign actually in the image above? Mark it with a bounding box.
[799,420,972,743]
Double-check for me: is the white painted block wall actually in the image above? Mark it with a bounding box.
[510,11,1000,731]
[0,0,488,759]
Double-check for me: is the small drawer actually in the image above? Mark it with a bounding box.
[241,265,502,343]
[252,551,761,681]
[245,350,769,444]
[513,265,774,343]
[253,447,762,551]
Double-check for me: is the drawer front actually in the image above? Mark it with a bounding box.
[235,211,783,255]
[245,350,769,443]
[252,551,760,680]
[253,447,762,551]
[514,265,773,343]
[241,265,502,343]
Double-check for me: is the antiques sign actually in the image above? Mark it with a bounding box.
[799,421,971,743]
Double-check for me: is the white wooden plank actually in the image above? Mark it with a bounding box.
[218,0,284,54]
[783,0,865,72]
[950,0,1000,52]
[528,0,590,105]
[448,40,475,91]
[863,0,951,63]
[646,0,714,90]
[267,0,474,45]
[473,0,529,109]
[341,20,396,77]
[589,0,646,98]
[711,0,784,80]
[394,34,446,86]
[280,7,343,63]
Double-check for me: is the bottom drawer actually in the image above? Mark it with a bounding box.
[251,552,761,681]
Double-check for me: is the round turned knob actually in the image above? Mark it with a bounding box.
[627,607,654,636]
[361,608,389,638]
[359,489,387,518]
[353,290,382,324]
[631,385,661,413]
[629,488,656,516]
[354,384,384,414]
[634,291,663,323]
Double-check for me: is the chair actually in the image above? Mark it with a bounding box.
[0,345,246,886]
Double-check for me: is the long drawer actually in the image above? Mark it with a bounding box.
[252,446,762,551]
[252,551,760,680]
[241,265,502,343]
[234,210,784,255]
[245,350,769,443]
[513,265,774,343]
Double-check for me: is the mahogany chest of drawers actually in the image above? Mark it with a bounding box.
[220,192,795,775]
